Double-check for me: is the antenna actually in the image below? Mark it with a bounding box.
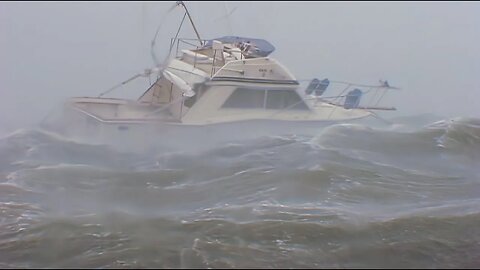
[176,1,203,46]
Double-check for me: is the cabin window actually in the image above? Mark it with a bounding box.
[222,88,309,110]
[222,88,266,109]
[265,90,309,110]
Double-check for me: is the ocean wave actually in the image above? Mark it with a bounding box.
[1,212,479,268]
[0,128,153,173]
[2,117,479,173]
[1,116,479,268]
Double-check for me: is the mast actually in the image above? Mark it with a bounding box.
[176,1,203,46]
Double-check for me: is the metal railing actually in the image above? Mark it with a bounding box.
[169,37,210,58]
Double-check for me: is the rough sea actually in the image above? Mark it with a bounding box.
[1,115,479,268]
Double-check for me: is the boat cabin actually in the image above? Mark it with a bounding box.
[135,36,314,124]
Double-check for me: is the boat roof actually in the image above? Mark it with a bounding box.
[204,36,275,57]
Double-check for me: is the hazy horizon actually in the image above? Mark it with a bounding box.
[1,1,479,133]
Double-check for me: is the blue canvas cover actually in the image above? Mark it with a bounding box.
[305,78,330,96]
[344,89,363,109]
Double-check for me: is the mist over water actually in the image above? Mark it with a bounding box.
[0,116,479,268]
[1,1,480,268]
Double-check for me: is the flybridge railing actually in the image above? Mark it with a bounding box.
[295,79,399,114]
[169,37,246,76]
[169,37,210,58]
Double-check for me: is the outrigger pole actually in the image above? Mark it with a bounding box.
[176,1,203,46]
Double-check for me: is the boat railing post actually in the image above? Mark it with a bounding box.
[176,38,180,58]
[179,96,184,119]
[263,90,268,109]
[194,50,197,68]
[211,49,217,77]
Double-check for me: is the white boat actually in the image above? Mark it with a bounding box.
[42,1,399,152]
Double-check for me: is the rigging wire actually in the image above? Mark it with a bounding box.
[151,2,180,67]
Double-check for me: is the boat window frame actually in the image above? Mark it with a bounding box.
[221,87,310,111]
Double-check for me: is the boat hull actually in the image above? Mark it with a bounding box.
[43,106,380,153]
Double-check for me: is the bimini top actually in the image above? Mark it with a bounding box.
[204,36,275,58]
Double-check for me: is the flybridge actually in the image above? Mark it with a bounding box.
[203,36,275,58]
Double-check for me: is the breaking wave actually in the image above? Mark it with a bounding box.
[0,116,479,268]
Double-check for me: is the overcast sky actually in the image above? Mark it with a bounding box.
[1,1,479,132]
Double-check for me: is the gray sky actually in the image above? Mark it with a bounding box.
[1,1,479,132]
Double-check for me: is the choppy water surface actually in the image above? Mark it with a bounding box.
[1,116,479,268]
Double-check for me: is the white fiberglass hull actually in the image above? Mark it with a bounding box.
[45,108,379,153]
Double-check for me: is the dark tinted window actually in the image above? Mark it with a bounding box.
[222,88,265,109]
[222,88,309,110]
[266,90,309,110]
